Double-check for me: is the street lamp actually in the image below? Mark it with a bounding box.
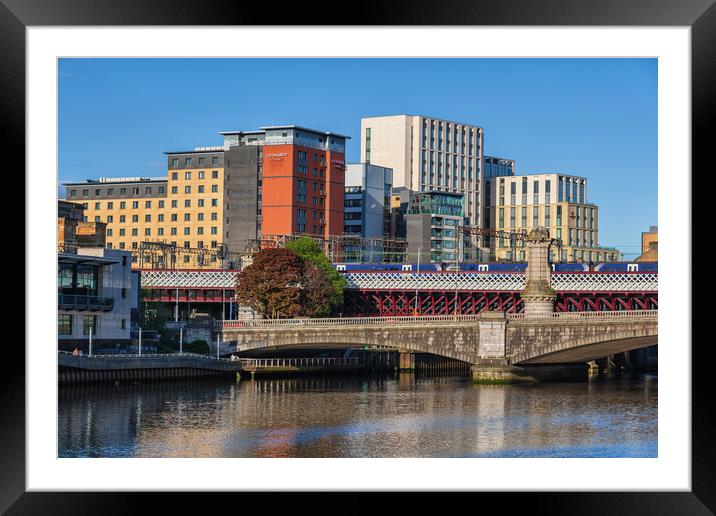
[414,245,421,315]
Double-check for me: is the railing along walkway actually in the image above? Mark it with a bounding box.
[58,350,233,362]
[218,310,658,331]
[239,357,360,369]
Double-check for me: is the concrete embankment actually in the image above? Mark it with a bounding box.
[58,353,242,384]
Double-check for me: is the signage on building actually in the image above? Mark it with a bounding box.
[99,177,147,183]
[193,146,223,152]
[266,152,288,160]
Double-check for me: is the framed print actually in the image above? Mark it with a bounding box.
[7,0,712,512]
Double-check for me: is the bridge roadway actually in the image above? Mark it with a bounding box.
[217,310,658,383]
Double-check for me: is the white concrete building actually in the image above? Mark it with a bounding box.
[344,163,393,238]
[58,246,139,350]
[360,114,485,228]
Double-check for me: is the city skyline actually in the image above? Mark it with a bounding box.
[58,58,657,257]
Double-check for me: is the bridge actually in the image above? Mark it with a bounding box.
[216,310,657,383]
[214,228,657,383]
[139,265,657,316]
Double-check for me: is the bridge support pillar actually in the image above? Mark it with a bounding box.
[521,227,556,315]
[399,352,415,371]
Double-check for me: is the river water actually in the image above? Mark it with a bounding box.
[58,372,657,458]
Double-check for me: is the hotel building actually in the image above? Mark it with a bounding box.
[63,125,348,267]
[486,173,620,262]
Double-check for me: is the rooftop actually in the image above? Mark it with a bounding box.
[63,177,167,186]
[219,125,351,139]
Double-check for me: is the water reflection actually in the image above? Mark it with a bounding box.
[58,373,657,458]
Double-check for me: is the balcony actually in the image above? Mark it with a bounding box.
[58,294,114,312]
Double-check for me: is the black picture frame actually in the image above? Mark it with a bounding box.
[6,0,710,513]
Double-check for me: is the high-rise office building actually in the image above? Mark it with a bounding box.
[360,115,484,229]
[344,163,393,238]
[405,191,470,264]
[486,173,620,262]
[483,156,516,233]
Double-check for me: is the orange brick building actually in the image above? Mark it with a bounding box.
[220,126,348,250]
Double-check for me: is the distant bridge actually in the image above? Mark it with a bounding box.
[139,268,658,314]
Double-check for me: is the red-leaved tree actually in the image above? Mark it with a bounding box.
[236,248,304,318]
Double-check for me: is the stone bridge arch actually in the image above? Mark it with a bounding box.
[221,324,480,364]
[507,319,658,364]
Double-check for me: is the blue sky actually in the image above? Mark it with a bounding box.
[58,58,657,257]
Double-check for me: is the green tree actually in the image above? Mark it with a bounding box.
[285,237,346,313]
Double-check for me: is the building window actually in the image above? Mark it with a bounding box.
[184,213,191,221]
[131,228,138,236]
[211,185,218,193]
[158,214,164,222]
[184,227,190,235]
[70,189,77,197]
[171,227,177,235]
[82,315,97,335]
[171,200,177,208]
[198,185,205,193]
[184,200,191,207]
[132,215,138,223]
[185,171,191,180]
[211,157,218,165]
[132,201,139,209]
[145,214,151,222]
[120,201,126,209]
[58,314,72,336]
[145,228,151,236]
[184,158,192,166]
[171,159,179,167]
[212,170,219,179]
[211,227,217,235]
[198,158,205,166]
[172,172,178,180]
[185,186,191,194]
